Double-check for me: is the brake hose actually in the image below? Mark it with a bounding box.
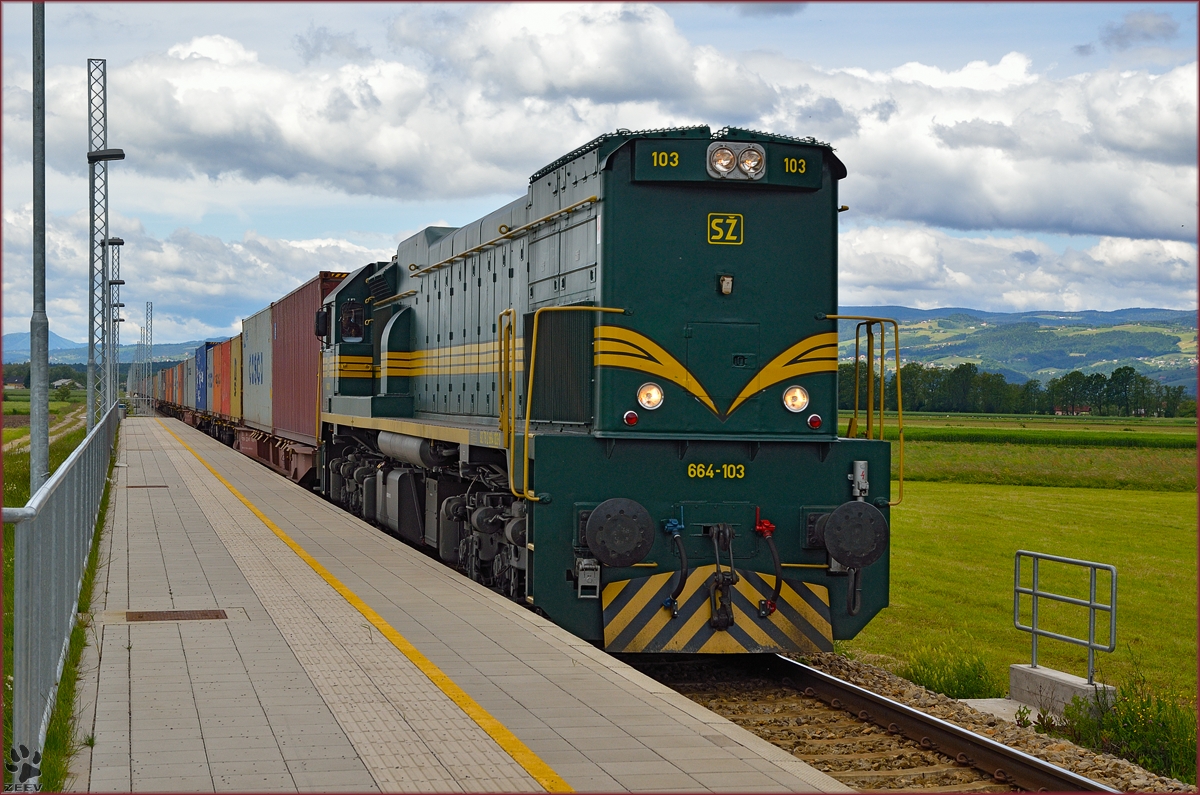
[756,508,781,618]
[662,519,688,618]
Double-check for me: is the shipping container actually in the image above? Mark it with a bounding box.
[206,346,215,413]
[242,306,274,433]
[214,339,232,417]
[272,272,346,445]
[230,335,243,421]
[195,345,208,410]
[177,362,186,405]
[185,357,197,409]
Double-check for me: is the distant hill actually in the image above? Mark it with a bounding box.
[839,306,1196,328]
[2,330,85,361]
[2,335,226,365]
[836,306,1197,393]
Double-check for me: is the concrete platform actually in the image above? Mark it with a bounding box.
[70,417,848,793]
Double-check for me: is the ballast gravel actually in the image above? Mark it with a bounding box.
[799,652,1195,793]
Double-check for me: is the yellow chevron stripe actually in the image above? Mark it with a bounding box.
[726,332,839,416]
[602,566,832,653]
[602,572,671,647]
[594,326,718,415]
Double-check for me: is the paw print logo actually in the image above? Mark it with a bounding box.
[5,744,41,789]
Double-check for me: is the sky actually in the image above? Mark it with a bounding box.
[1,2,1196,344]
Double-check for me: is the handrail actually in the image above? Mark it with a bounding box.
[411,196,600,277]
[1014,551,1117,685]
[820,314,904,507]
[498,308,521,498]
[520,305,627,502]
[2,404,118,524]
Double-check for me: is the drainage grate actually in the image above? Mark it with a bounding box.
[127,485,170,489]
[126,609,227,622]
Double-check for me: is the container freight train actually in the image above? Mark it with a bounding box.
[155,125,903,655]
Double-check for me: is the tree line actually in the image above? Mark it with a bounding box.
[838,362,1194,418]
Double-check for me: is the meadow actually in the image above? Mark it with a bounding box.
[844,413,1197,703]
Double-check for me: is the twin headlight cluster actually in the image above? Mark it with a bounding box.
[630,382,816,422]
[706,142,766,180]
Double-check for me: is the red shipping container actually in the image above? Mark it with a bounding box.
[214,339,232,417]
[272,272,345,445]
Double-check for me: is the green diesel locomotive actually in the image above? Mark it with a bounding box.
[317,125,900,654]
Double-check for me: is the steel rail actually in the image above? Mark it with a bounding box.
[772,656,1120,793]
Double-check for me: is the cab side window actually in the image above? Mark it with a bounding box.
[341,300,365,343]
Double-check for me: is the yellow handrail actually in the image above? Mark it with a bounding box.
[497,308,521,498]
[823,314,904,507]
[519,305,627,502]
[411,196,600,277]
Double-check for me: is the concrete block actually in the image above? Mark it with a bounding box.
[1009,664,1114,716]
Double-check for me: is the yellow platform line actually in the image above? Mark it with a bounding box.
[157,419,572,793]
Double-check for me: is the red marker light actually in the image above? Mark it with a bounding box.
[807,413,822,429]
[623,410,639,426]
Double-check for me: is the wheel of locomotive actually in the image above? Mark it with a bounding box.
[584,498,655,568]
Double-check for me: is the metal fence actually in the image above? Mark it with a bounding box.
[1013,550,1117,684]
[2,405,119,789]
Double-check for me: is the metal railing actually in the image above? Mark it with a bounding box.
[1013,550,1116,684]
[2,405,119,789]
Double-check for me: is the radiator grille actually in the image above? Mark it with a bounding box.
[524,308,594,424]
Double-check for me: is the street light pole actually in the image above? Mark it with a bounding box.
[30,3,49,491]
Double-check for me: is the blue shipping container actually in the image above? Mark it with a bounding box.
[195,344,209,411]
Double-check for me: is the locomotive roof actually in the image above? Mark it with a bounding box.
[529,125,844,183]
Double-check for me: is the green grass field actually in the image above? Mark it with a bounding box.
[2,401,73,416]
[845,481,1197,701]
[899,442,1196,491]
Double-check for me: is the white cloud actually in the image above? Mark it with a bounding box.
[2,203,393,342]
[839,225,1197,311]
[4,4,1191,241]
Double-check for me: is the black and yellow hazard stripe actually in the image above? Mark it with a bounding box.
[601,565,832,654]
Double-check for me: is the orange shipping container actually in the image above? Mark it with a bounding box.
[214,339,232,417]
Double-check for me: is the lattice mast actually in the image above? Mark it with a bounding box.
[86,59,110,430]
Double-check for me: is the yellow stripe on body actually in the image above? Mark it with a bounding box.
[157,419,571,793]
[594,326,718,415]
[726,332,839,416]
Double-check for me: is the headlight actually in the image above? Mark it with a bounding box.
[782,385,809,413]
[738,147,764,176]
[637,382,664,410]
[710,147,735,174]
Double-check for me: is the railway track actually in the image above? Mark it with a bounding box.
[626,654,1120,793]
